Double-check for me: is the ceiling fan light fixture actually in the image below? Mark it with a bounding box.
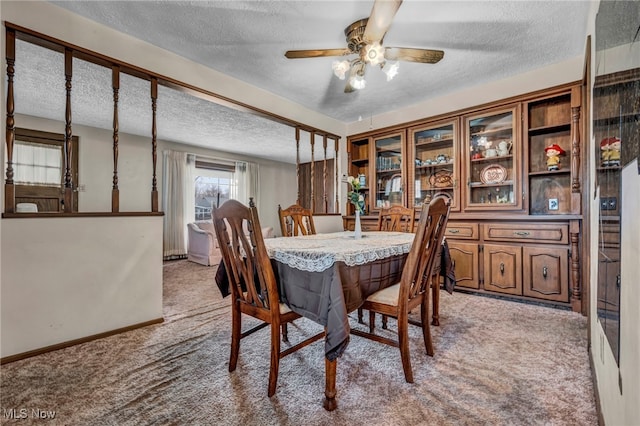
[363,42,385,66]
[351,75,366,90]
[332,60,351,80]
[381,60,399,81]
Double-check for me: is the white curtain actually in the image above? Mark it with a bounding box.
[162,150,195,259]
[13,141,62,186]
[234,161,259,206]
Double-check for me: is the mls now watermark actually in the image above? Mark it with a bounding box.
[3,408,57,420]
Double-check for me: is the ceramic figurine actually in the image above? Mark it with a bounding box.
[600,138,611,167]
[608,137,621,167]
[544,143,566,171]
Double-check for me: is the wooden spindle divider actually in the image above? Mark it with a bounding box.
[323,134,328,213]
[310,131,315,213]
[151,78,159,212]
[334,137,339,214]
[4,28,16,213]
[111,65,120,212]
[63,48,74,212]
[4,25,340,216]
[295,127,300,205]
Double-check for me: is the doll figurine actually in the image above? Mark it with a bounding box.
[608,137,621,167]
[600,138,611,167]
[544,144,566,171]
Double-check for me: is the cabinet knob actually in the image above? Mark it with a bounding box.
[542,266,548,279]
[500,262,505,275]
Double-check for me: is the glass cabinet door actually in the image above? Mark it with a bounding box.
[464,105,521,210]
[408,119,459,211]
[373,131,404,210]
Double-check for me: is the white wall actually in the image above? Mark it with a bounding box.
[0,216,163,357]
[588,34,640,426]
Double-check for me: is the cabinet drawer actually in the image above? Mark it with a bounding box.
[483,223,569,244]
[445,223,479,240]
[447,242,480,289]
[483,244,522,295]
[523,246,569,302]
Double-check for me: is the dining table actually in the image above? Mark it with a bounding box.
[215,230,455,410]
[264,230,420,411]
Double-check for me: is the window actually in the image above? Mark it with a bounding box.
[194,160,234,220]
[13,141,63,186]
[6,128,79,212]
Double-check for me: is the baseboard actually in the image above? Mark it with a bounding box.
[588,345,605,426]
[0,317,164,365]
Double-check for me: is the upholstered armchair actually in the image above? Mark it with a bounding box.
[187,221,220,266]
[187,220,275,266]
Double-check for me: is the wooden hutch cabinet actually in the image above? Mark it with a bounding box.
[344,82,585,312]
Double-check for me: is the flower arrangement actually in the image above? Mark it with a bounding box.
[347,175,365,214]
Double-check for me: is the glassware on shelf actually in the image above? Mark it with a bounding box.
[409,120,458,210]
[464,106,520,210]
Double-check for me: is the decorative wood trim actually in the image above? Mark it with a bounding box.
[323,135,328,213]
[4,28,16,213]
[2,211,164,219]
[295,127,300,205]
[63,48,74,212]
[334,137,340,214]
[310,131,315,213]
[151,78,159,212]
[112,65,120,213]
[570,224,581,311]
[0,317,164,365]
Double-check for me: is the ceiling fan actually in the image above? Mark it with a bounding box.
[284,0,444,93]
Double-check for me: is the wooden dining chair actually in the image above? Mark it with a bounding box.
[350,196,451,383]
[213,199,325,397]
[377,204,416,233]
[358,204,416,324]
[278,203,316,237]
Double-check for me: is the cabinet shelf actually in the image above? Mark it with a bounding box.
[529,169,571,176]
[471,126,512,137]
[351,158,369,165]
[424,186,454,191]
[528,123,571,135]
[469,180,514,188]
[596,166,622,171]
[470,155,513,163]
[415,162,455,170]
[376,146,402,153]
[415,138,454,148]
[376,168,402,174]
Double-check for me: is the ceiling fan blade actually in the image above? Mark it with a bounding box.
[285,48,351,59]
[363,0,403,43]
[384,47,444,64]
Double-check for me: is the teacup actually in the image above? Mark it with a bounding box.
[484,148,498,158]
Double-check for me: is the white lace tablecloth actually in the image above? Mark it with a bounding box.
[264,231,415,272]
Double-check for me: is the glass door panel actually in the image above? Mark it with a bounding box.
[464,105,521,210]
[373,132,404,210]
[409,119,459,211]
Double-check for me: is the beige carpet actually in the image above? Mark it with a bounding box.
[0,259,597,425]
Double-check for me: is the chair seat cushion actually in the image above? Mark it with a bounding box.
[365,283,400,307]
[279,302,292,314]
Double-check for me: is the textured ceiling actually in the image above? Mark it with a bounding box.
[14,1,595,164]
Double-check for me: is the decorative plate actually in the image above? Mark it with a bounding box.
[429,170,453,188]
[480,164,507,184]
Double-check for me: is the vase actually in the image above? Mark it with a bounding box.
[354,209,362,239]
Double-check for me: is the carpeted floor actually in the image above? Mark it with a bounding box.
[0,259,597,425]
